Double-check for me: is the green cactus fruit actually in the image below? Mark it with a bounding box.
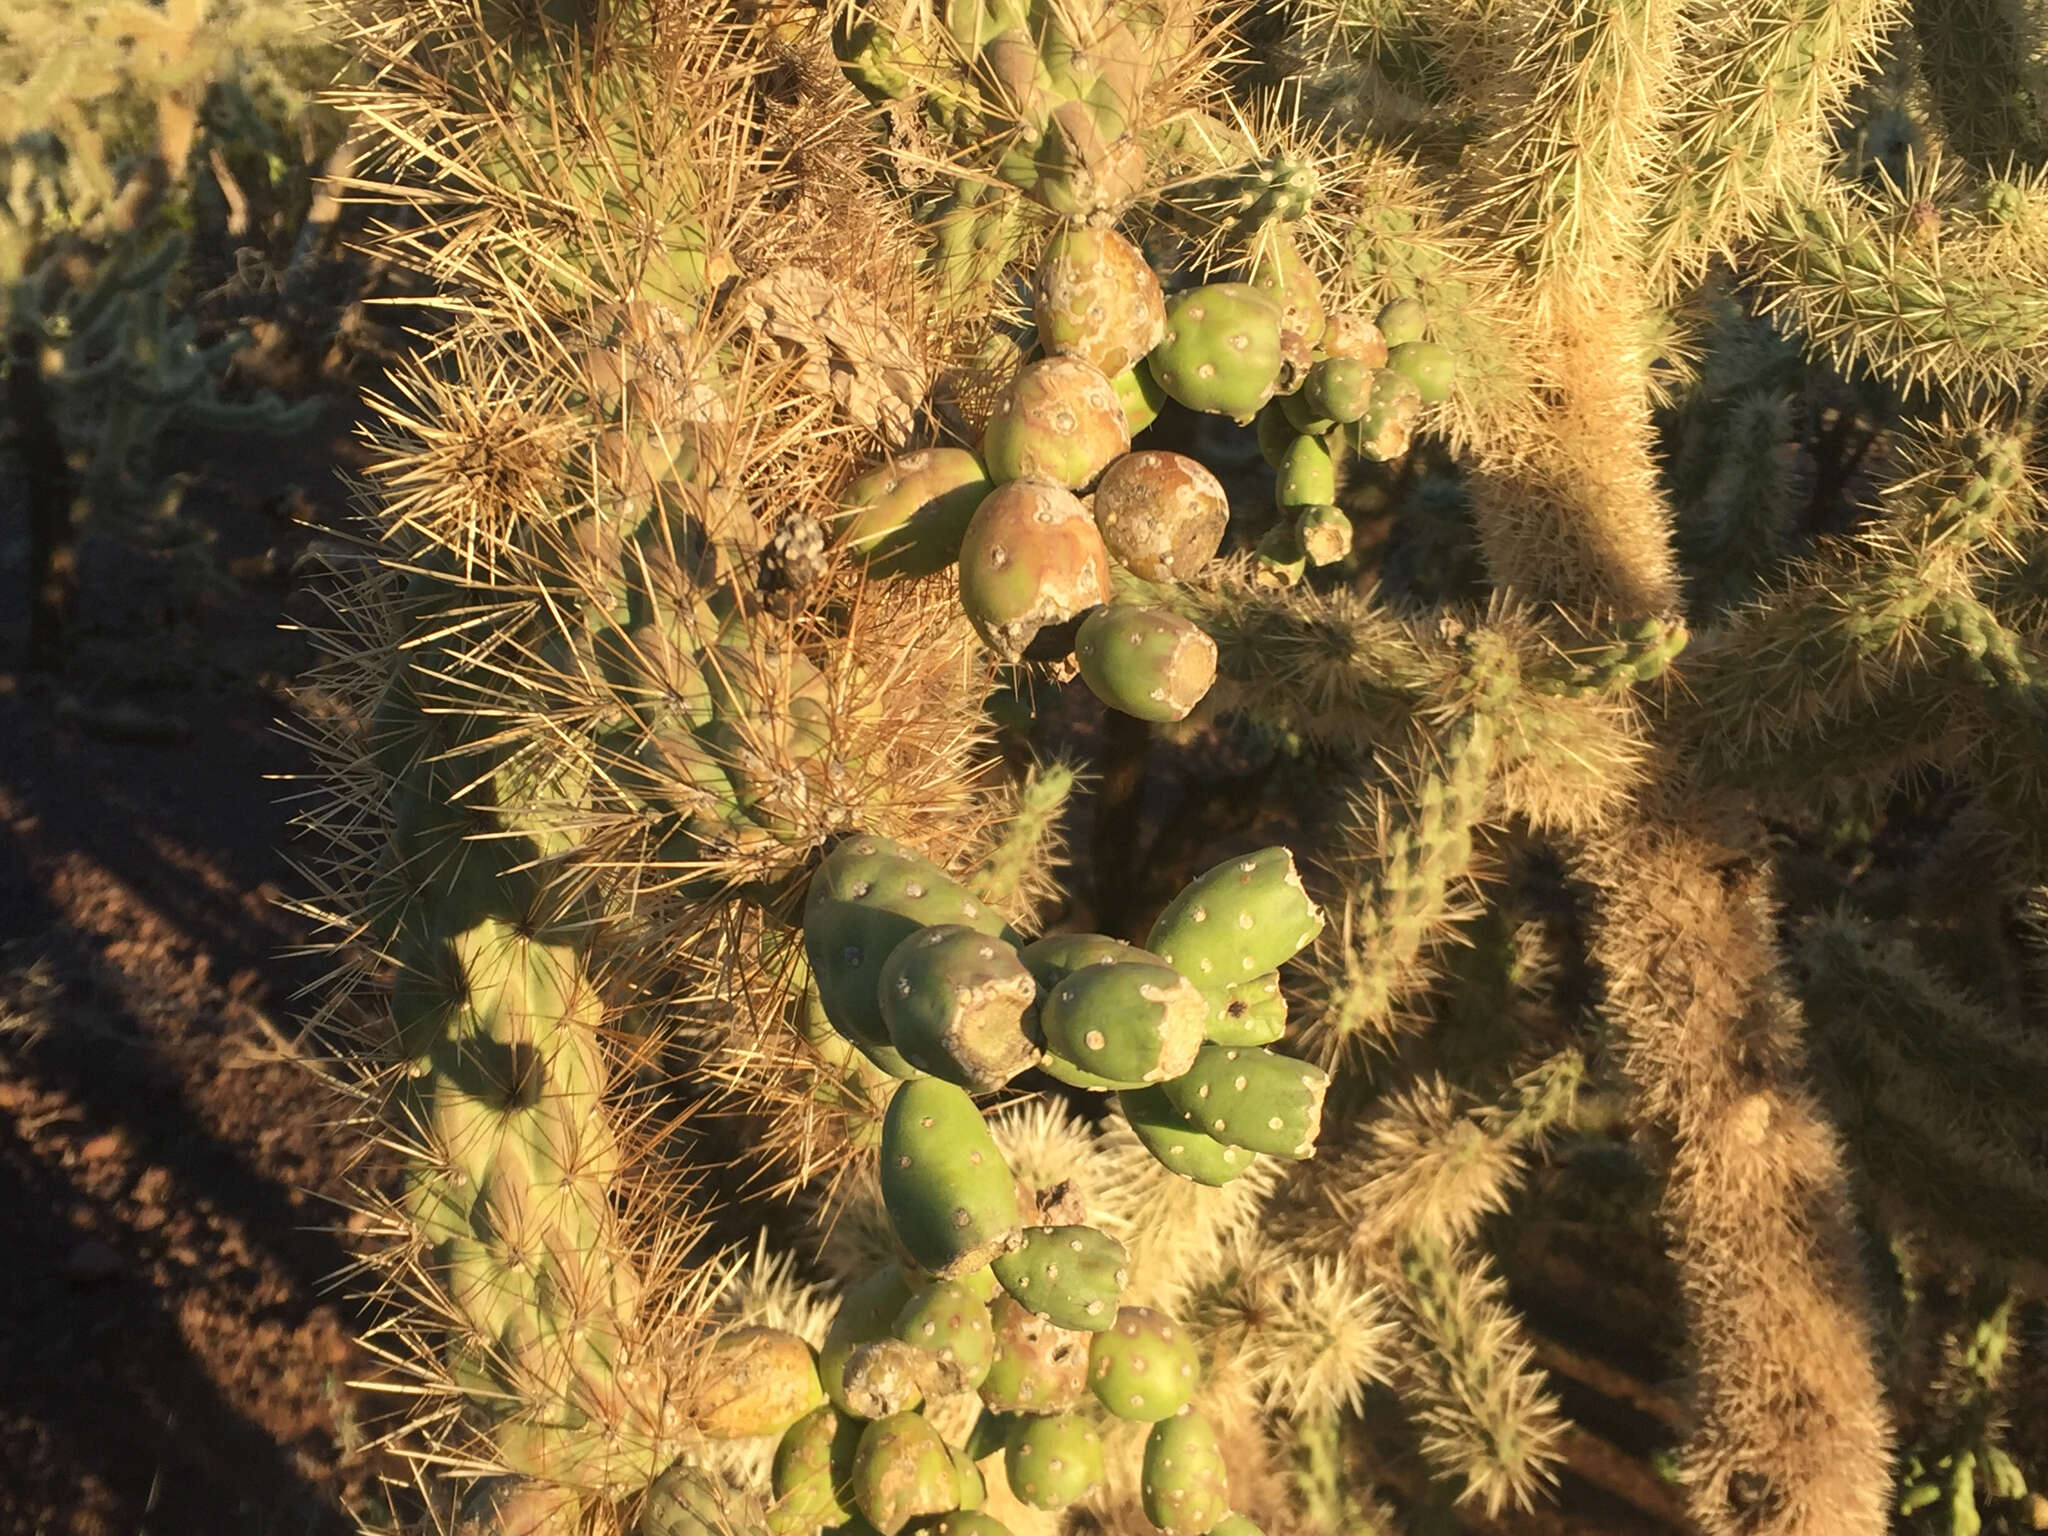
[1087,1306,1200,1421]
[834,449,995,579]
[1003,1412,1106,1509]
[1320,312,1389,367]
[880,926,1043,1091]
[692,1327,827,1438]
[1386,340,1455,404]
[1275,433,1336,512]
[1208,1517,1263,1536]
[804,833,1016,1050]
[1033,225,1168,380]
[772,1405,864,1536]
[992,1225,1130,1331]
[982,358,1131,491]
[638,1466,764,1536]
[840,1338,938,1419]
[945,1264,1003,1305]
[1294,505,1353,567]
[822,1267,919,1416]
[1090,451,1229,582]
[1074,604,1219,724]
[1375,297,1427,346]
[1279,388,1335,436]
[852,1412,960,1535]
[1252,523,1306,589]
[1161,1044,1330,1159]
[951,1443,987,1510]
[1148,284,1284,423]
[894,1278,997,1391]
[1019,932,1150,994]
[1254,399,1296,468]
[1248,226,1327,384]
[1146,847,1326,987]
[1208,971,1287,1047]
[980,1294,1092,1413]
[1351,370,1423,461]
[881,1078,1026,1277]
[1303,357,1374,424]
[930,1514,1013,1536]
[1039,956,1209,1087]
[957,479,1113,661]
[1118,1085,1261,1186]
[1113,359,1169,436]
[1141,1411,1231,1536]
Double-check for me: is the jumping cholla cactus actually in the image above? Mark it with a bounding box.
[290,1,2048,1535]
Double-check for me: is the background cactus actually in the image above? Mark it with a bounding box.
[282,0,2048,1535]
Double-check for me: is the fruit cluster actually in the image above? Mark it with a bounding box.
[832,222,1457,721]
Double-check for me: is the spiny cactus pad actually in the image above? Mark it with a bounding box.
[1087,1306,1200,1421]
[1160,1044,1330,1159]
[991,1224,1130,1331]
[1141,1411,1231,1536]
[880,1078,1026,1277]
[1003,1411,1106,1509]
[957,479,1113,661]
[880,925,1043,1091]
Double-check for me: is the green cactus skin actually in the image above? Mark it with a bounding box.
[991,1225,1130,1331]
[804,834,1017,1051]
[1019,932,1150,994]
[880,1078,1027,1277]
[1039,956,1209,1087]
[1118,1085,1261,1185]
[982,358,1131,491]
[980,1294,1093,1413]
[945,1264,1003,1306]
[1255,398,1298,468]
[880,925,1044,1092]
[1302,357,1375,424]
[1113,360,1168,436]
[1206,971,1287,1047]
[840,1338,937,1419]
[1320,312,1389,367]
[1386,340,1455,404]
[1160,1044,1330,1159]
[1003,1412,1107,1509]
[1208,1515,1263,1536]
[822,1268,919,1417]
[1141,1411,1231,1536]
[1279,388,1337,437]
[1148,284,1285,422]
[1090,451,1230,583]
[1087,1306,1200,1421]
[693,1327,828,1438]
[1074,603,1220,724]
[1033,225,1168,380]
[957,479,1113,661]
[1350,369,1423,461]
[929,1513,1014,1536]
[1374,297,1427,347]
[1294,505,1353,568]
[833,448,995,579]
[638,1465,764,1536]
[1145,847,1326,989]
[852,1412,960,1535]
[1276,432,1337,512]
[951,1443,987,1510]
[1248,226,1327,384]
[772,1405,864,1536]
[1252,522,1307,588]
[893,1278,997,1391]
